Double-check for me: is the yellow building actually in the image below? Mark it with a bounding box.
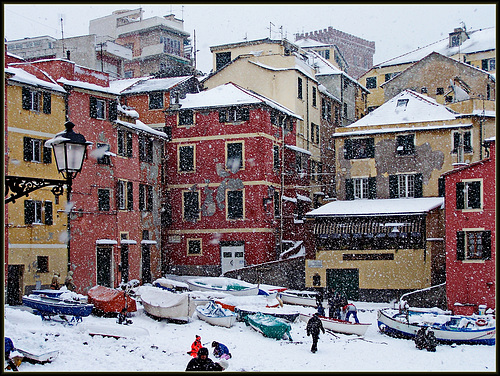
[5,66,69,303]
[360,27,495,111]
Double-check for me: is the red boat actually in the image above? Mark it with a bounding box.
[87,286,137,315]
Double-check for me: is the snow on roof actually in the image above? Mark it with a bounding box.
[58,77,119,95]
[119,76,193,94]
[306,197,444,217]
[5,67,66,93]
[344,89,458,127]
[178,82,302,119]
[332,123,472,138]
[248,58,317,82]
[285,144,312,155]
[115,119,168,138]
[375,27,495,67]
[109,77,149,93]
[307,50,364,90]
[294,38,330,48]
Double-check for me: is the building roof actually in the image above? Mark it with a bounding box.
[177,82,303,119]
[342,89,458,128]
[374,27,495,67]
[118,76,194,94]
[5,66,66,93]
[306,197,444,217]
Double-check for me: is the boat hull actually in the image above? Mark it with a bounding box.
[87,285,137,314]
[196,302,237,328]
[22,295,93,317]
[278,290,319,307]
[235,307,299,323]
[299,313,371,336]
[186,277,259,296]
[377,308,495,345]
[244,313,292,340]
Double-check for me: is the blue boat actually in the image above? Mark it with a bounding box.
[22,294,94,322]
[31,289,64,298]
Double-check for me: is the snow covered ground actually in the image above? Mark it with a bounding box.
[4,288,495,372]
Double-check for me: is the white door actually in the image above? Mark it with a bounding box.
[221,244,245,274]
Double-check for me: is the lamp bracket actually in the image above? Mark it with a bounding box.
[5,175,66,204]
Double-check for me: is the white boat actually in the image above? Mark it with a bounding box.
[138,286,207,322]
[278,290,320,307]
[196,301,237,328]
[186,277,260,296]
[299,313,371,336]
[377,308,495,345]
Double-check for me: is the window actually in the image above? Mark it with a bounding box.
[481,58,495,72]
[96,143,111,165]
[297,77,303,99]
[42,92,51,114]
[183,191,199,222]
[396,99,409,109]
[452,131,472,155]
[456,181,481,210]
[149,92,164,110]
[344,138,375,159]
[343,103,348,119]
[139,184,153,211]
[365,77,377,89]
[389,173,423,198]
[274,191,280,218]
[178,145,195,172]
[24,137,51,163]
[98,189,111,211]
[22,87,41,111]
[345,177,376,200]
[139,135,153,163]
[273,145,280,170]
[215,52,231,71]
[312,87,317,107]
[227,190,244,220]
[219,107,250,123]
[311,123,320,144]
[295,152,308,174]
[90,97,106,119]
[117,129,133,158]
[37,256,49,273]
[396,134,415,155]
[178,109,194,126]
[421,87,428,94]
[457,231,491,260]
[124,70,134,78]
[187,239,202,255]
[24,200,52,225]
[226,142,243,172]
[436,87,445,95]
[117,180,133,211]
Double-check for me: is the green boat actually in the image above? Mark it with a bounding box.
[243,312,293,340]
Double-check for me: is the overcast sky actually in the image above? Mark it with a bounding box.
[3,3,496,74]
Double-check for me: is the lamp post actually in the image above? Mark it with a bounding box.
[45,121,92,271]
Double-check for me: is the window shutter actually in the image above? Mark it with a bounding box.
[24,200,35,224]
[482,231,491,260]
[126,132,133,158]
[89,97,97,118]
[22,87,31,110]
[468,181,481,209]
[456,182,465,209]
[367,138,375,158]
[44,201,53,225]
[139,184,145,210]
[344,139,352,160]
[138,136,145,161]
[116,181,122,210]
[414,173,423,197]
[368,177,377,199]
[147,185,153,211]
[127,181,133,211]
[345,179,354,200]
[42,92,51,114]
[389,175,398,198]
[23,137,32,161]
[456,231,465,260]
[438,177,445,197]
[43,145,52,164]
[464,132,472,153]
[109,100,118,121]
[452,132,460,153]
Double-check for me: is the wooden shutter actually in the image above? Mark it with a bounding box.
[482,231,491,260]
[126,132,133,158]
[368,177,377,199]
[455,182,465,209]
[438,177,445,197]
[127,181,133,211]
[147,185,153,211]
[456,231,465,260]
[23,137,32,161]
[366,138,375,158]
[43,144,52,164]
[22,87,31,110]
[414,173,423,197]
[42,92,51,114]
[345,179,354,200]
[44,201,53,225]
[468,181,481,209]
[109,100,118,121]
[464,132,472,153]
[389,175,398,198]
[343,139,352,160]
[89,97,97,118]
[24,200,35,224]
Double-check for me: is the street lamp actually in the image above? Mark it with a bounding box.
[45,121,92,271]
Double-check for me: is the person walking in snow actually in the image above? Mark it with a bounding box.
[211,341,232,360]
[342,302,360,323]
[185,347,225,371]
[188,335,203,357]
[306,312,325,353]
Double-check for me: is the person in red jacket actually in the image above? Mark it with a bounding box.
[188,335,203,357]
[342,302,360,323]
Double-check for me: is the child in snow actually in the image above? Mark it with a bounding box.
[211,341,232,360]
[188,335,203,357]
[185,347,225,371]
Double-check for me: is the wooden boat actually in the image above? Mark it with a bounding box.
[31,289,64,298]
[87,285,137,315]
[235,306,300,323]
[22,294,94,320]
[377,308,495,345]
[186,277,259,296]
[153,278,190,293]
[278,290,321,307]
[243,312,293,340]
[299,313,371,336]
[196,301,237,328]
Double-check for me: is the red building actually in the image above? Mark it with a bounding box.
[18,59,169,293]
[163,82,310,276]
[441,137,495,314]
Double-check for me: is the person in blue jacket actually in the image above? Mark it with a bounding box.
[211,341,232,360]
[5,337,18,371]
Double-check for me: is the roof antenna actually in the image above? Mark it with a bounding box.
[59,13,65,55]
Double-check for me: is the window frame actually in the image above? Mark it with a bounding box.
[96,143,111,165]
[149,92,164,110]
[98,188,111,211]
[187,238,202,256]
[178,144,195,173]
[344,138,375,160]
[226,141,244,172]
[37,255,49,273]
[139,184,153,212]
[183,190,200,222]
[396,134,415,156]
[227,189,244,220]
[117,129,133,158]
[24,200,52,225]
[116,180,133,211]
[456,180,482,210]
[365,76,377,89]
[178,109,194,126]
[138,134,154,163]
[457,230,491,261]
[297,77,303,99]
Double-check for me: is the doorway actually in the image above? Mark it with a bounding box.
[7,264,24,305]
[120,245,129,283]
[326,268,359,300]
[220,241,245,275]
[141,245,151,284]
[96,247,112,287]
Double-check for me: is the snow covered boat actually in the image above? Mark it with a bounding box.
[235,306,300,323]
[87,285,137,315]
[299,313,371,336]
[278,290,321,307]
[186,277,260,296]
[196,301,237,328]
[31,289,64,298]
[243,312,293,340]
[377,308,495,345]
[22,294,94,320]
[153,278,190,293]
